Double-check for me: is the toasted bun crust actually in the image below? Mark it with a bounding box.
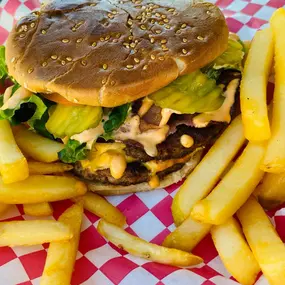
[6,0,228,107]
[87,148,202,195]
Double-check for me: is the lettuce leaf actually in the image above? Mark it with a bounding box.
[58,139,88,163]
[103,103,131,134]
[0,93,47,126]
[0,46,8,82]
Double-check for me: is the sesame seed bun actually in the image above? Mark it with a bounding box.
[85,148,202,195]
[6,0,228,107]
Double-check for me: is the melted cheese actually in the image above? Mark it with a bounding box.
[193,79,240,128]
[145,153,193,175]
[138,97,154,117]
[114,115,169,157]
[159,108,181,127]
[149,175,160,189]
[1,87,32,110]
[71,123,104,149]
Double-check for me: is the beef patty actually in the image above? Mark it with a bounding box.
[74,70,241,186]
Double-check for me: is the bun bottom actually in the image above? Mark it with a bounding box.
[87,149,203,196]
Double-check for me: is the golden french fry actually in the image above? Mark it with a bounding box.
[0,120,29,183]
[163,217,211,252]
[97,219,203,267]
[0,220,72,247]
[76,192,126,227]
[240,28,273,141]
[0,175,87,204]
[41,202,83,285]
[28,161,73,175]
[0,203,10,216]
[172,116,245,226]
[211,217,260,285]
[191,142,265,225]
[261,9,285,173]
[23,202,53,216]
[237,196,285,285]
[13,126,64,163]
[255,172,285,209]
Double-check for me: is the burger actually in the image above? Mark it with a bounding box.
[1,0,245,195]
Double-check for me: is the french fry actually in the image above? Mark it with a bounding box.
[13,126,64,163]
[211,217,260,285]
[23,202,53,216]
[237,197,285,285]
[97,219,203,267]
[163,217,211,252]
[191,142,265,225]
[240,28,273,141]
[0,175,87,204]
[41,202,83,285]
[0,220,72,247]
[0,203,10,216]
[28,161,73,175]
[75,192,126,227]
[172,116,245,226]
[0,120,29,183]
[261,9,285,173]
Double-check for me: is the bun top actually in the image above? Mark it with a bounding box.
[6,0,228,107]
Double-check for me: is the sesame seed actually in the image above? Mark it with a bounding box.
[129,36,134,40]
[51,55,57,60]
[92,41,97,47]
[182,49,188,55]
[168,8,175,12]
[11,57,16,63]
[197,36,204,41]
[206,10,211,15]
[155,29,162,34]
[112,10,117,15]
[146,12,151,17]
[135,5,142,9]
[182,38,188,43]
[150,38,155,44]
[128,19,133,26]
[151,19,155,24]
[140,25,146,30]
[163,19,169,23]
[90,3,96,6]
[137,15,142,20]
[161,45,168,51]
[130,43,136,48]
[159,21,164,25]
[151,54,156,60]
[158,56,165,61]
[61,60,66,65]
[41,29,46,34]
[134,58,140,63]
[143,65,148,70]
[176,30,181,34]
[165,24,171,29]
[100,37,105,42]
[102,78,107,84]
[81,60,87,66]
[30,23,35,28]
[72,27,76,31]
[62,39,69,43]
[116,33,121,38]
[108,13,114,19]
[19,34,25,38]
[105,35,110,40]
[28,68,34,74]
[123,43,130,48]
[161,15,166,19]
[77,38,83,43]
[103,64,108,70]
[161,39,167,44]
[126,65,134,69]
[155,12,161,17]
[181,23,187,29]
[42,62,47,67]
[66,57,72,61]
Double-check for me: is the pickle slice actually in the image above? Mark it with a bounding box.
[46,104,103,138]
[150,70,224,114]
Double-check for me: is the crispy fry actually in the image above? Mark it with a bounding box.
[76,192,126,227]
[163,217,211,252]
[97,219,203,267]
[23,202,53,216]
[172,116,245,226]
[0,120,29,183]
[28,161,73,175]
[191,142,265,225]
[255,172,285,209]
[13,126,64,163]
[0,175,87,204]
[240,28,273,141]
[0,203,10,216]
[237,196,285,285]
[41,202,83,285]
[0,220,72,247]
[261,9,285,173]
[211,217,260,285]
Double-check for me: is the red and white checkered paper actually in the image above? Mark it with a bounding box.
[0,0,285,284]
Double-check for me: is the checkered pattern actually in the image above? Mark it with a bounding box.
[0,0,285,284]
